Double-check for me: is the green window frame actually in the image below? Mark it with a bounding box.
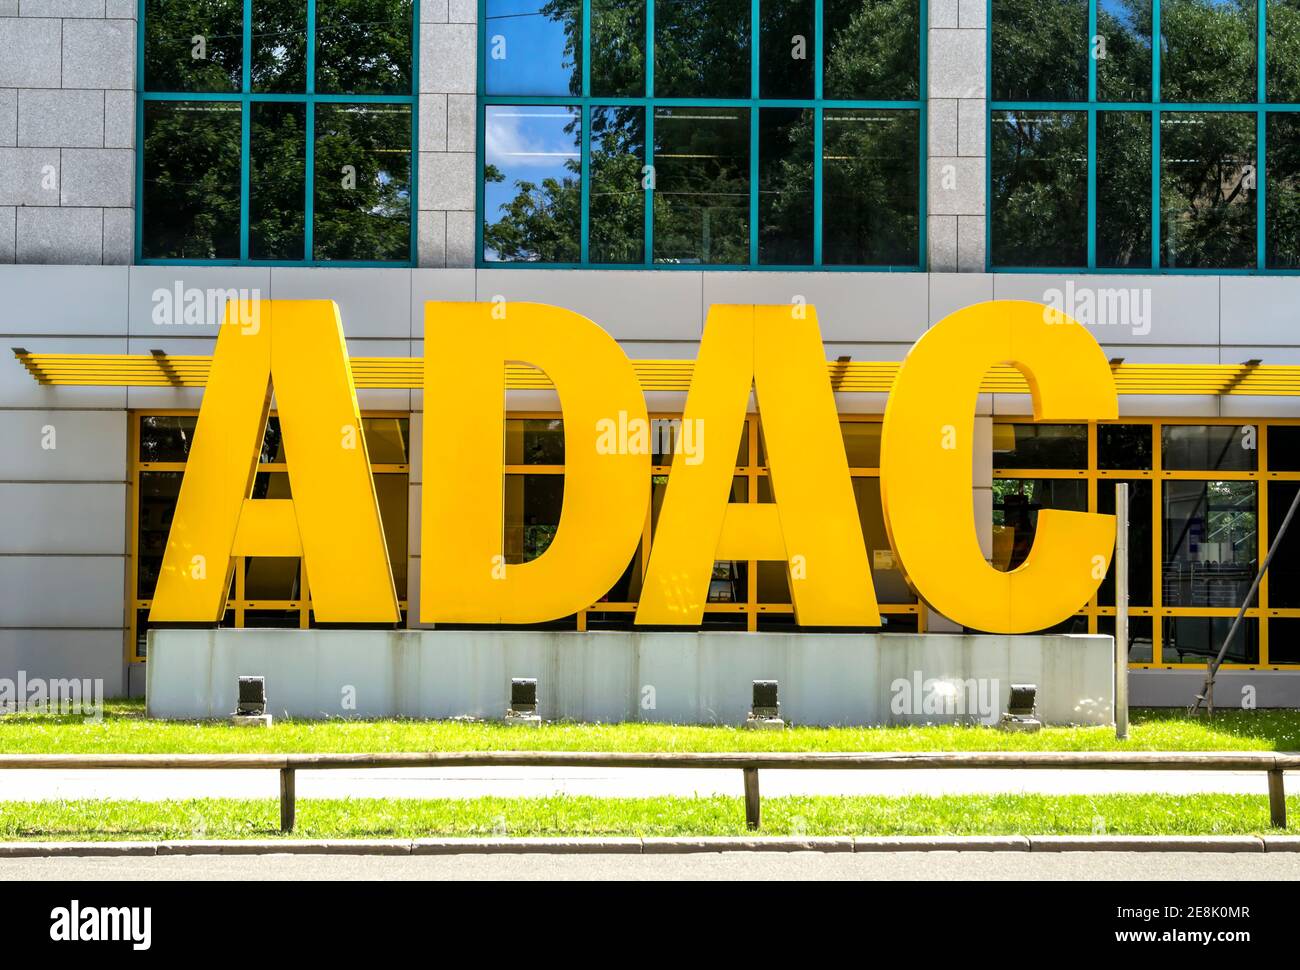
[136,0,419,266]
[476,0,928,270]
[988,0,1300,274]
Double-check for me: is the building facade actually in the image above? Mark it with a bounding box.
[2,0,1300,705]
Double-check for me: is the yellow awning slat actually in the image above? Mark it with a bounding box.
[14,351,1300,396]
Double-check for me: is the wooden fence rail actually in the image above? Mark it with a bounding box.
[0,751,1294,833]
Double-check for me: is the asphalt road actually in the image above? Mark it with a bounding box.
[4,851,1300,880]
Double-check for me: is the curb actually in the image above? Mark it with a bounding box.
[0,835,1296,856]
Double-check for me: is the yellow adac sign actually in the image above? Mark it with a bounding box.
[149,298,1118,634]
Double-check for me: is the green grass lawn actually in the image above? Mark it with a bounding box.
[0,793,1294,841]
[1,700,1298,754]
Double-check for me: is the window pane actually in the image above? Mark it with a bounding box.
[1097,0,1153,101]
[505,418,565,464]
[1160,0,1256,103]
[1162,424,1258,470]
[654,0,751,98]
[139,415,198,462]
[145,0,243,92]
[1268,425,1300,471]
[313,103,412,261]
[374,473,408,598]
[1268,0,1300,101]
[993,423,1088,468]
[142,101,242,259]
[652,106,750,264]
[1098,423,1153,469]
[591,0,645,96]
[853,479,916,603]
[1159,112,1256,269]
[505,475,564,563]
[250,102,306,260]
[1266,618,1300,664]
[484,105,582,262]
[1097,111,1153,268]
[315,0,414,95]
[252,0,307,93]
[822,109,919,265]
[841,421,882,466]
[361,417,410,463]
[991,111,1088,267]
[824,0,920,100]
[1098,479,1154,605]
[1267,481,1300,608]
[1267,113,1300,269]
[590,106,646,264]
[992,479,1088,572]
[138,471,184,599]
[485,0,581,96]
[1097,615,1154,662]
[1164,616,1258,663]
[761,0,814,98]
[992,0,1088,101]
[1162,480,1257,607]
[759,108,813,265]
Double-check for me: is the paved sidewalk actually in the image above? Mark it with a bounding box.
[0,766,1288,801]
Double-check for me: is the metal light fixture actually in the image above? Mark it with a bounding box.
[745,679,785,730]
[505,677,540,727]
[231,675,272,727]
[999,683,1041,733]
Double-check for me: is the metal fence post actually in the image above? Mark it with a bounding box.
[743,767,761,830]
[280,767,296,833]
[1115,483,1129,741]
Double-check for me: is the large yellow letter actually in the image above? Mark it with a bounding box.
[421,302,649,623]
[879,300,1117,632]
[149,300,399,623]
[636,305,879,627]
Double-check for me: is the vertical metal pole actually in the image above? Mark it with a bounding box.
[280,767,296,833]
[1115,483,1130,740]
[742,767,761,831]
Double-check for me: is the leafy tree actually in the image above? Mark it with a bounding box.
[991,111,1089,266]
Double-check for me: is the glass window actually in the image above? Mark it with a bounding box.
[761,0,814,99]
[483,105,582,263]
[653,107,750,264]
[1267,113,1300,269]
[1098,423,1153,469]
[1161,424,1258,470]
[1268,425,1300,471]
[591,0,646,96]
[824,0,920,100]
[1267,481,1300,608]
[1162,480,1257,607]
[1098,615,1154,662]
[485,0,581,96]
[1160,0,1256,104]
[993,423,1088,468]
[992,478,1089,571]
[1160,112,1256,269]
[590,107,647,263]
[505,474,564,563]
[991,111,1088,267]
[481,0,923,267]
[991,0,1089,101]
[758,108,814,265]
[250,102,306,261]
[141,0,415,264]
[1164,616,1258,663]
[822,110,920,265]
[654,0,751,98]
[505,418,565,464]
[841,421,882,466]
[1098,479,1154,605]
[1267,617,1300,664]
[1268,0,1300,101]
[1097,0,1153,102]
[1096,111,1153,268]
[142,101,242,260]
[853,478,916,603]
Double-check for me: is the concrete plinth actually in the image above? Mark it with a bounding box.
[145,629,1114,726]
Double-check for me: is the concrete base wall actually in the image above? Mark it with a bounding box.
[146,629,1115,726]
[1130,669,1300,709]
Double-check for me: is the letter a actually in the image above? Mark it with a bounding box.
[637,305,879,626]
[421,302,649,623]
[879,300,1117,632]
[150,300,399,622]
